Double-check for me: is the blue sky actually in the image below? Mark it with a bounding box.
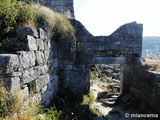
[74,0,160,36]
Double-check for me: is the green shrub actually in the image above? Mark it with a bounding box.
[82,91,94,105]
[98,73,106,78]
[0,0,34,34]
[90,71,97,80]
[42,107,62,120]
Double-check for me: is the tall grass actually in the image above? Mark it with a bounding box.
[0,81,63,120]
[0,83,18,118]
[31,3,75,39]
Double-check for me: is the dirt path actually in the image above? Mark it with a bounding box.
[91,83,113,115]
[90,81,136,120]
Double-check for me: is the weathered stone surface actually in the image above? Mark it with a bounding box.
[2,35,37,51]
[21,85,29,99]
[0,54,19,74]
[37,38,45,50]
[38,28,47,40]
[36,75,49,92]
[6,72,22,77]
[22,66,47,84]
[16,27,38,38]
[26,35,38,51]
[18,51,36,70]
[2,77,20,92]
[35,51,45,65]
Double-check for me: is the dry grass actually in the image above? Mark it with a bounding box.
[0,82,40,120]
[142,58,160,72]
[31,3,75,38]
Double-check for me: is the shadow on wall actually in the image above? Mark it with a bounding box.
[0,54,20,92]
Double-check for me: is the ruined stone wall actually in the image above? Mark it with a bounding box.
[131,67,160,113]
[21,0,74,18]
[0,19,145,106]
[70,20,143,95]
[0,27,58,106]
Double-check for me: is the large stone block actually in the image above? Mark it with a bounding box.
[35,51,45,65]
[16,27,38,38]
[21,85,29,99]
[35,74,49,92]
[21,66,45,84]
[0,54,19,74]
[2,77,20,92]
[18,51,36,70]
[37,38,45,50]
[38,28,47,40]
[2,35,38,51]
[27,35,38,50]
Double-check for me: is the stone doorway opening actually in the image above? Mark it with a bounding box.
[89,64,121,107]
[81,63,122,117]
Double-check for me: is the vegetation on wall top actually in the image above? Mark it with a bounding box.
[0,0,34,35]
[32,3,75,39]
[0,0,75,40]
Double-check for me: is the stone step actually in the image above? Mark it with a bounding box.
[107,93,119,98]
[111,95,119,98]
[114,93,120,96]
[105,97,117,101]
[108,83,118,87]
[113,85,120,88]
[102,99,116,105]
[112,79,120,83]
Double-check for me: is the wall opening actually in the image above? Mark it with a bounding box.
[89,63,121,101]
[81,63,124,116]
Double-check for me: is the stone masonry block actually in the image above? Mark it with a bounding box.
[27,35,38,50]
[37,38,45,50]
[44,50,49,61]
[21,85,29,99]
[35,74,49,92]
[21,66,45,84]
[18,51,36,70]
[38,28,47,40]
[3,35,37,51]
[35,51,45,65]
[16,27,38,38]
[2,77,20,92]
[0,54,19,74]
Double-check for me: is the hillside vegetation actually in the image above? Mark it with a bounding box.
[0,0,74,40]
[142,58,160,72]
[143,37,160,59]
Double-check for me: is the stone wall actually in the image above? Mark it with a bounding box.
[0,27,58,106]
[131,66,160,113]
[0,20,144,106]
[70,20,143,95]
[21,0,74,18]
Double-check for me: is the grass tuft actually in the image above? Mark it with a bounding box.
[142,58,160,72]
[31,3,75,39]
